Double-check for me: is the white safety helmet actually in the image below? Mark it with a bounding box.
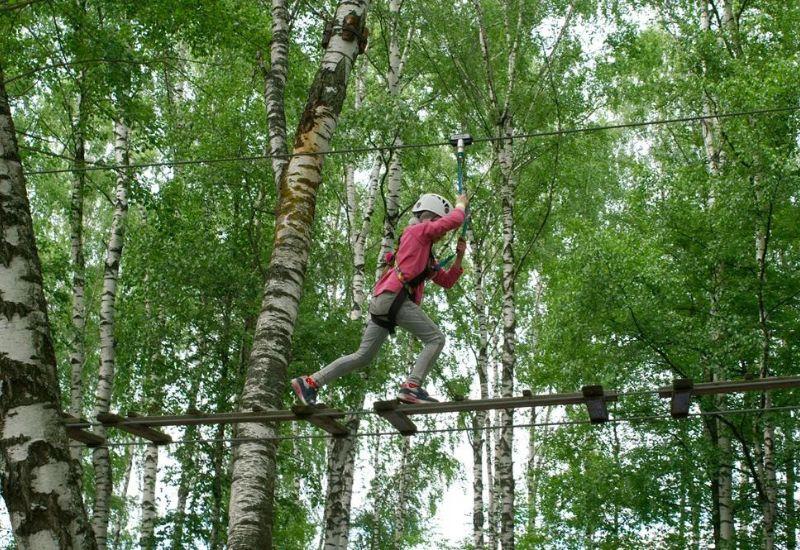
[412,193,452,219]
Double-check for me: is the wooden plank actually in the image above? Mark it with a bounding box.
[658,376,800,398]
[669,379,694,419]
[97,412,172,445]
[113,408,343,427]
[62,415,105,446]
[381,390,620,416]
[291,404,350,437]
[373,400,418,436]
[582,385,609,424]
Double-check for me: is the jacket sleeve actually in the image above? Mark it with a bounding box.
[431,265,464,289]
[419,207,466,242]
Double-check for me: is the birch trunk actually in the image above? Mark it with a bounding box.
[227,4,369,547]
[472,2,522,544]
[68,90,88,434]
[322,415,362,549]
[0,63,97,550]
[172,374,201,550]
[376,0,409,274]
[210,424,227,550]
[259,0,290,196]
[91,118,130,550]
[487,358,499,550]
[393,437,411,546]
[698,5,734,543]
[139,444,158,550]
[751,168,777,549]
[497,118,517,550]
[111,446,134,549]
[139,245,162,550]
[788,438,797,550]
[349,157,380,320]
[468,228,490,548]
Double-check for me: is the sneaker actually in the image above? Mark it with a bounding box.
[291,376,319,406]
[398,382,439,404]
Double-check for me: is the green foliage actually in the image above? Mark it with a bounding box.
[5,0,800,547]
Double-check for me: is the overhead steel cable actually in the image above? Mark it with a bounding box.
[23,105,799,176]
[69,403,800,449]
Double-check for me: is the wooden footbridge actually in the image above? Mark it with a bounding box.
[64,376,800,446]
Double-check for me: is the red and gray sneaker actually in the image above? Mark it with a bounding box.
[398,381,439,404]
[291,376,319,406]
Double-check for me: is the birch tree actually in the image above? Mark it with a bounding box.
[91,118,130,550]
[0,63,97,550]
[227,2,369,547]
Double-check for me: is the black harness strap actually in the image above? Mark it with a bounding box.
[371,248,438,334]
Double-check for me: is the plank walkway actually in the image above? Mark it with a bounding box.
[63,376,800,444]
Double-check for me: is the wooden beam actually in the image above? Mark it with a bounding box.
[373,400,418,436]
[62,415,105,447]
[97,412,172,445]
[380,390,619,416]
[658,376,800,398]
[291,404,350,437]
[669,379,694,419]
[582,385,610,424]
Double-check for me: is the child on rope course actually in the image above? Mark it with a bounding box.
[291,192,469,405]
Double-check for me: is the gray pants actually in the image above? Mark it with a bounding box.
[312,292,445,387]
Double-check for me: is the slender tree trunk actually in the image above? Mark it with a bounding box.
[0,64,97,550]
[488,358,499,550]
[138,444,158,549]
[139,244,163,550]
[322,415,362,549]
[755,178,777,549]
[698,6,734,543]
[393,437,411,546]
[258,0,290,198]
[788,436,797,550]
[68,90,88,442]
[349,157,380,320]
[91,118,130,550]
[468,228,490,548]
[172,374,201,550]
[210,424,228,550]
[227,4,369,547]
[497,117,517,550]
[111,446,134,549]
[472,2,522,543]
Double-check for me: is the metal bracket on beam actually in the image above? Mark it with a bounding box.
[668,379,694,419]
[63,415,106,447]
[97,412,172,445]
[582,385,610,424]
[373,399,418,436]
[291,404,350,437]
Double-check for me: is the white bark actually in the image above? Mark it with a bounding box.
[0,63,96,550]
[68,94,87,427]
[698,6,734,544]
[376,0,411,275]
[393,437,411,545]
[787,437,797,549]
[322,416,362,549]
[111,446,134,549]
[139,444,159,549]
[350,157,381,319]
[260,0,290,194]
[468,228,490,548]
[91,119,130,550]
[227,3,369,548]
[497,118,517,550]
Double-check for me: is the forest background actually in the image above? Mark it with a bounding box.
[1,0,799,548]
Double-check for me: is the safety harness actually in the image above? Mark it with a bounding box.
[371,247,440,334]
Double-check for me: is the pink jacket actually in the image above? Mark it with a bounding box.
[373,207,466,304]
